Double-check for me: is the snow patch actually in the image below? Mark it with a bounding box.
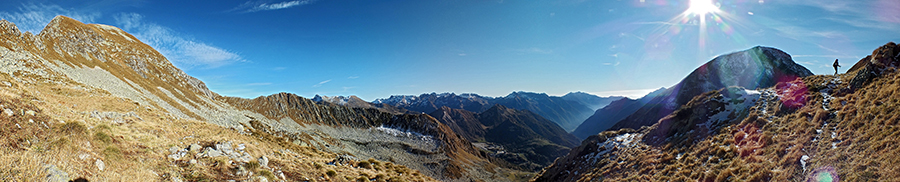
[800,155,810,170]
[583,133,643,165]
[373,125,434,142]
[704,88,761,131]
[93,24,135,42]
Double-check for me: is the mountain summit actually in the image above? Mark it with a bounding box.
[606,46,813,131]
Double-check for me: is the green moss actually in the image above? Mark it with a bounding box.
[57,122,87,135]
[246,161,260,170]
[326,169,337,177]
[94,131,112,143]
[259,170,275,181]
[103,146,122,160]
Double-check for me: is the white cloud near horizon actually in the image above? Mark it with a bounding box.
[114,13,244,69]
[232,0,317,13]
[0,3,101,34]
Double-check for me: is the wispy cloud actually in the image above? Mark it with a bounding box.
[232,0,318,13]
[114,13,244,69]
[347,76,359,79]
[777,0,900,31]
[312,79,331,87]
[793,55,857,59]
[0,3,101,34]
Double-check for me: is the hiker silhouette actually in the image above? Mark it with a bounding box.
[833,59,840,75]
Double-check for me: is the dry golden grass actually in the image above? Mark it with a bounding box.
[0,70,436,181]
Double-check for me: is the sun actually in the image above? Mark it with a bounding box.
[687,0,719,16]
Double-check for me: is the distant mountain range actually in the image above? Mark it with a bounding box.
[428,105,580,171]
[374,91,622,132]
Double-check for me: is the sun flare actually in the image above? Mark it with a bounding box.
[687,0,719,15]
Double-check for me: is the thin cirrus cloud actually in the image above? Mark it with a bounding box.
[777,0,900,31]
[0,3,101,34]
[312,79,331,87]
[114,13,244,69]
[232,0,318,13]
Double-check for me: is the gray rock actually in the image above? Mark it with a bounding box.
[3,108,13,117]
[95,159,105,171]
[204,147,224,158]
[236,152,252,163]
[168,146,180,154]
[168,151,186,160]
[43,164,68,182]
[258,156,269,168]
[189,144,202,152]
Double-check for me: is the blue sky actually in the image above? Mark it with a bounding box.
[2,0,898,100]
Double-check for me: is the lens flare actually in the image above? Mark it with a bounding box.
[807,166,839,182]
[687,0,720,16]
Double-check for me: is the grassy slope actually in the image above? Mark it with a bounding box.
[0,72,436,181]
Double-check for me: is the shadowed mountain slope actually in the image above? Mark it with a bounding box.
[429,105,580,171]
[571,88,664,139]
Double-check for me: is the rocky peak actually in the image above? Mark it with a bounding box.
[608,46,812,131]
[849,42,900,89]
[0,20,21,37]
